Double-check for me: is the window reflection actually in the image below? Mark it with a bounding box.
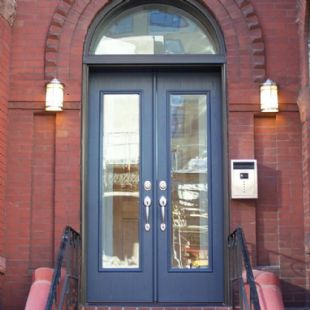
[149,10,188,29]
[91,4,218,55]
[101,94,140,269]
[170,94,209,269]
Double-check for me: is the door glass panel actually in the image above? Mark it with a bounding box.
[90,4,218,55]
[101,94,140,269]
[170,94,208,269]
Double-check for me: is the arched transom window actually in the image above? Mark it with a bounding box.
[88,3,221,55]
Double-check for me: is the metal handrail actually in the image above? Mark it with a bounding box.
[228,227,261,310]
[45,226,81,310]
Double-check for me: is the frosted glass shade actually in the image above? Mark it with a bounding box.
[45,78,64,112]
[260,79,278,112]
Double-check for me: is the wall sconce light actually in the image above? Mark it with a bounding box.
[260,79,278,112]
[45,78,64,112]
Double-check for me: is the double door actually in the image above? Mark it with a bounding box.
[87,69,224,303]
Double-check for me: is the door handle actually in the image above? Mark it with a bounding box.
[144,196,152,231]
[159,196,167,231]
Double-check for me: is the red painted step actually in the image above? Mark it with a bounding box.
[25,267,66,310]
[25,267,54,310]
[243,269,285,310]
[26,269,232,310]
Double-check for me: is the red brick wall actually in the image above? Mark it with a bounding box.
[297,0,310,305]
[302,116,310,303]
[30,115,55,269]
[0,13,11,308]
[229,112,257,261]
[276,113,305,306]
[2,0,309,308]
[297,0,309,87]
[254,117,279,267]
[229,1,306,306]
[3,1,81,309]
[5,109,35,309]
[4,108,81,309]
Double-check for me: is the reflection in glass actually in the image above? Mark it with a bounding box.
[101,94,140,269]
[90,4,218,55]
[170,94,209,269]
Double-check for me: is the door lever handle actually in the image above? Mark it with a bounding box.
[144,196,151,231]
[159,196,167,231]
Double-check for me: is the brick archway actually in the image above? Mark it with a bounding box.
[44,0,266,103]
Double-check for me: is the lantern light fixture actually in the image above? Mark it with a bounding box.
[45,78,64,112]
[260,79,278,113]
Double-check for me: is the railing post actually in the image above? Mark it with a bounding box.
[228,227,261,310]
[45,226,81,310]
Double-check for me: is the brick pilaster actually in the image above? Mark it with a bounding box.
[0,0,16,307]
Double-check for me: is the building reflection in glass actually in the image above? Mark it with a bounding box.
[170,94,209,269]
[101,94,140,269]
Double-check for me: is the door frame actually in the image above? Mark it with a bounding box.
[81,64,229,306]
[81,0,229,305]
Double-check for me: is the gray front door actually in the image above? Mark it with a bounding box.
[87,69,224,304]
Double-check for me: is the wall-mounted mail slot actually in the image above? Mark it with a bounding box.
[231,159,258,199]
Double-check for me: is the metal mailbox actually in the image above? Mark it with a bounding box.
[231,159,258,199]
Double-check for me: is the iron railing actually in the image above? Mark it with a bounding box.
[45,226,81,310]
[228,227,261,310]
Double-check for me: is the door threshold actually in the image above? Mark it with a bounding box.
[82,303,231,308]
